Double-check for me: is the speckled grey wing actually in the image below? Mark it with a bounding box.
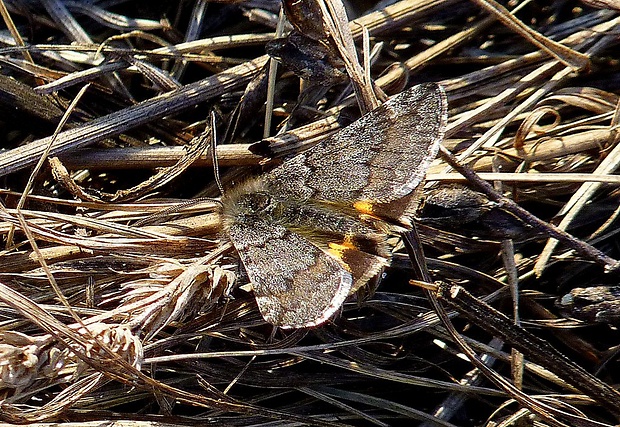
[264,83,447,207]
[227,217,352,328]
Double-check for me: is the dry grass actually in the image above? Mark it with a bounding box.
[1,0,620,426]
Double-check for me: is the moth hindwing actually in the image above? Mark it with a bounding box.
[222,83,448,328]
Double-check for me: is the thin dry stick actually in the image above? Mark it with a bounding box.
[427,172,620,184]
[443,13,620,147]
[264,7,285,139]
[0,282,341,427]
[432,282,620,425]
[10,85,92,330]
[461,128,615,172]
[13,1,463,177]
[0,55,268,177]
[0,0,447,177]
[471,0,589,70]
[33,33,275,94]
[456,64,574,163]
[451,13,620,167]
[444,60,565,143]
[534,125,620,275]
[382,0,545,85]
[439,145,620,271]
[57,144,264,169]
[318,0,379,112]
[492,157,524,390]
[352,0,460,37]
[402,232,604,427]
[0,1,35,66]
[51,117,213,203]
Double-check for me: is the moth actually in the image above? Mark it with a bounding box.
[221,83,448,328]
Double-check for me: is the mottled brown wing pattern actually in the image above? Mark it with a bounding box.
[264,83,448,223]
[227,217,352,328]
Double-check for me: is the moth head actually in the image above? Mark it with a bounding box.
[234,192,279,217]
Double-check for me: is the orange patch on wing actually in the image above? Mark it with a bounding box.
[353,200,375,215]
[327,237,359,272]
[354,200,385,221]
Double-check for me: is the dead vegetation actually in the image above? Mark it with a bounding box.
[1,0,620,426]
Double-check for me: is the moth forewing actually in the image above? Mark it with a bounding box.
[263,83,447,217]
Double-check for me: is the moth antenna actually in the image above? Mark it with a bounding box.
[133,198,221,227]
[210,110,225,196]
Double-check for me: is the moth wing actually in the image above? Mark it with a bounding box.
[265,83,447,222]
[228,218,352,328]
